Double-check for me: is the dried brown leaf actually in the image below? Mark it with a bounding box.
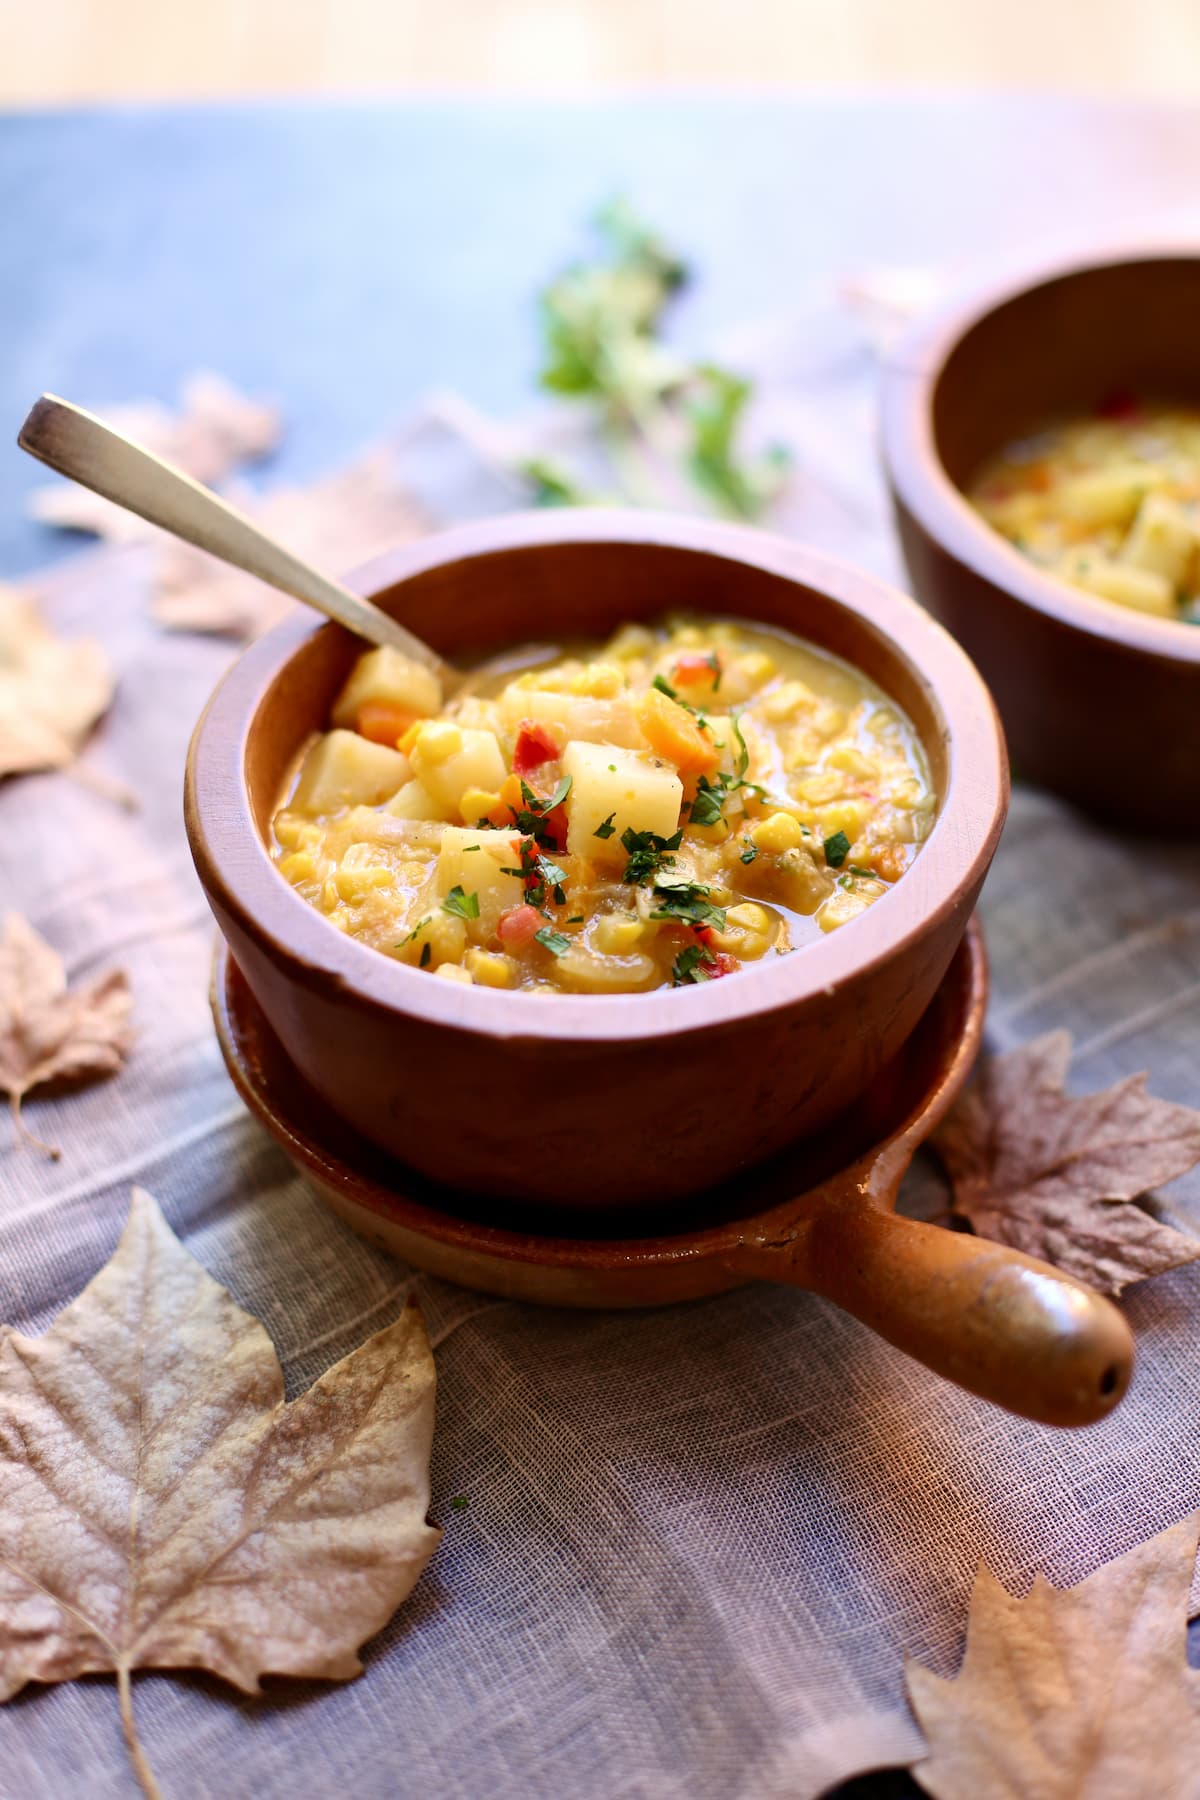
[0,1188,440,1799]
[153,448,430,639]
[932,1031,1200,1294]
[0,913,132,1158]
[908,1514,1200,1800]
[0,587,114,781]
[27,373,280,542]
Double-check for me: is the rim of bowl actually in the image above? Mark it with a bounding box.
[881,235,1200,668]
[185,508,1008,1046]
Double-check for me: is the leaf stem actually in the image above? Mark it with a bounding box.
[9,1091,61,1161]
[116,1663,164,1800]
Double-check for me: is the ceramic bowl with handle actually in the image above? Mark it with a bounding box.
[882,240,1200,833]
[185,510,1008,1211]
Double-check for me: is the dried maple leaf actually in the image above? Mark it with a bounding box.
[27,372,280,541]
[0,913,133,1159]
[0,586,114,781]
[907,1513,1200,1800]
[932,1031,1200,1294]
[0,1188,440,1800]
[152,447,430,638]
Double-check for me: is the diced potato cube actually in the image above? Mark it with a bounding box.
[498,686,645,750]
[383,779,447,820]
[412,727,507,811]
[436,827,527,939]
[1119,494,1197,588]
[1056,465,1163,530]
[331,647,442,728]
[291,730,411,815]
[1058,552,1176,618]
[561,741,683,862]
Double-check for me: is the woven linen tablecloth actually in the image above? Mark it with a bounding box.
[3,99,1200,1800]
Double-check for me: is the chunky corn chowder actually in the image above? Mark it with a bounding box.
[969,400,1200,623]
[272,619,934,994]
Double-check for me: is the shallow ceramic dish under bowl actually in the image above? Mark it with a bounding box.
[213,923,1133,1429]
[882,241,1200,833]
[186,511,1008,1212]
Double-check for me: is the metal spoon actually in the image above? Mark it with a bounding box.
[18,393,451,681]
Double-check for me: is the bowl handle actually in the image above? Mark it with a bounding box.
[794,1198,1134,1426]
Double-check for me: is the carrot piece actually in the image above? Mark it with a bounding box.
[355,700,419,747]
[635,687,721,775]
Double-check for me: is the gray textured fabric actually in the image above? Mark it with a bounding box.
[1,312,1199,1800]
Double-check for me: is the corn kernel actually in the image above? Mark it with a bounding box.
[278,851,317,884]
[816,799,870,840]
[727,902,772,934]
[816,889,872,933]
[607,624,656,660]
[398,721,424,757]
[460,786,502,824]
[791,772,845,806]
[465,948,517,988]
[414,721,462,765]
[762,680,815,723]
[827,746,876,780]
[751,812,806,854]
[274,813,305,850]
[298,824,324,850]
[570,662,624,698]
[334,864,393,902]
[594,914,644,955]
[738,651,775,687]
[434,962,474,984]
[689,817,732,846]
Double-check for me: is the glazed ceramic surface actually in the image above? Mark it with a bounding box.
[186,511,1008,1208]
[883,242,1200,832]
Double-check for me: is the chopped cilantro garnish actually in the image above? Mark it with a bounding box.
[621,825,683,886]
[849,863,875,879]
[652,672,679,700]
[823,831,851,869]
[731,710,750,778]
[511,775,573,848]
[608,763,617,772]
[535,926,571,956]
[462,844,482,852]
[593,812,617,839]
[419,942,432,969]
[672,942,717,985]
[707,649,722,691]
[566,915,584,924]
[449,1495,470,1511]
[443,886,481,920]
[650,880,727,931]
[688,775,726,826]
[740,843,759,864]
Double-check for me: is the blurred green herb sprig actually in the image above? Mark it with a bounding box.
[519,200,790,520]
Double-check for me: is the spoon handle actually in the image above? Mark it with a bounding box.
[18,394,444,670]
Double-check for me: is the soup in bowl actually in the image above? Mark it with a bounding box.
[882,242,1200,833]
[186,511,1007,1210]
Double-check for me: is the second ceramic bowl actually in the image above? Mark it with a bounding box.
[882,241,1200,833]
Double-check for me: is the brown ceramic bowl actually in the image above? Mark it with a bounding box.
[185,510,1007,1212]
[882,241,1200,834]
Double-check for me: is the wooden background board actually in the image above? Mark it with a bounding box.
[3,0,1200,105]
